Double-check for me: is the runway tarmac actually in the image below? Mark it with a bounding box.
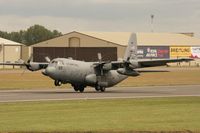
[0,85,200,102]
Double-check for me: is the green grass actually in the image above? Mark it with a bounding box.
[0,97,200,132]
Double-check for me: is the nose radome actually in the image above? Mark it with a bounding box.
[44,66,56,76]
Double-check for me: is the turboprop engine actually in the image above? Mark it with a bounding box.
[25,56,49,72]
[117,68,140,76]
[26,62,43,71]
[85,74,97,84]
[102,63,112,71]
[129,60,139,69]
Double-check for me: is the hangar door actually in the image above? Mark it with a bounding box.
[33,47,117,62]
[0,46,21,68]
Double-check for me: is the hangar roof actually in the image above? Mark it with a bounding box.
[32,31,200,47]
[80,32,200,46]
[79,32,132,46]
[137,32,200,46]
[0,37,22,45]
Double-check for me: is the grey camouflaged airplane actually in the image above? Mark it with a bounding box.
[0,33,193,92]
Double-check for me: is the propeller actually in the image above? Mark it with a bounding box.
[20,54,33,75]
[97,53,104,75]
[45,56,51,63]
[97,53,102,63]
[24,54,33,71]
[20,54,49,75]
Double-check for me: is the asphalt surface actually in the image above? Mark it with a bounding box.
[0,85,200,102]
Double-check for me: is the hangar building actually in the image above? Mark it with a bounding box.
[0,37,29,68]
[0,37,24,68]
[32,31,200,62]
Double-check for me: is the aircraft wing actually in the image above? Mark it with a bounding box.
[136,58,193,68]
[0,62,25,66]
[0,61,49,71]
[94,58,193,70]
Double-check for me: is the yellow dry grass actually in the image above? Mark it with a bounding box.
[118,68,200,87]
[0,68,200,89]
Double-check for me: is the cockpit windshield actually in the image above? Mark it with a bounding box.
[51,60,57,64]
[51,60,64,66]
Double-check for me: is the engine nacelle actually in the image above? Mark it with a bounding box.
[102,63,112,71]
[27,62,42,71]
[129,60,139,69]
[117,68,139,76]
[85,74,97,84]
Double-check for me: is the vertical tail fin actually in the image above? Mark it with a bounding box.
[124,33,137,61]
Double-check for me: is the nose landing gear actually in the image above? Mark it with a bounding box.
[54,80,62,86]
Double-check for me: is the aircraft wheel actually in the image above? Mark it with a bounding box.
[95,86,100,91]
[100,87,106,92]
[74,87,79,92]
[54,80,61,86]
[72,84,79,92]
[79,87,85,93]
[95,86,105,92]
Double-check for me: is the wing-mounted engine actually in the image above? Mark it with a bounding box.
[93,53,113,76]
[95,62,112,74]
[26,62,48,71]
[117,67,139,76]
[115,58,140,76]
[91,53,112,87]
[85,74,97,85]
[129,59,139,69]
[102,63,112,71]
[25,55,49,71]
[93,62,110,87]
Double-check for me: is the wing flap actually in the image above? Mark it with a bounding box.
[138,58,193,68]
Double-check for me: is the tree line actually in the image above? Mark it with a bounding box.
[0,25,62,46]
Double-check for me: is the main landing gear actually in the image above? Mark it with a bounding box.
[72,85,85,93]
[95,85,106,92]
[55,81,106,93]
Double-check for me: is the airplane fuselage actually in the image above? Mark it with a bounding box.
[44,58,128,88]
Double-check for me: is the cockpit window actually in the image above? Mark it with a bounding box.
[57,60,64,65]
[51,60,58,64]
[51,60,64,66]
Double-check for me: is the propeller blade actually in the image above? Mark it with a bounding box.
[97,53,102,62]
[27,54,33,64]
[45,56,51,63]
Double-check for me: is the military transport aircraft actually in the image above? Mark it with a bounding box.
[0,33,193,92]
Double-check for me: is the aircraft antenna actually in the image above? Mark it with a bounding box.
[151,14,154,32]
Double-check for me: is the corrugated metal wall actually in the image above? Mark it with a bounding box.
[33,47,117,62]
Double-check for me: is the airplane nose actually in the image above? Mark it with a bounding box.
[42,66,56,76]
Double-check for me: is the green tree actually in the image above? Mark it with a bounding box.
[0,25,62,46]
[10,31,23,43]
[24,25,53,45]
[52,30,62,37]
[0,31,9,39]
